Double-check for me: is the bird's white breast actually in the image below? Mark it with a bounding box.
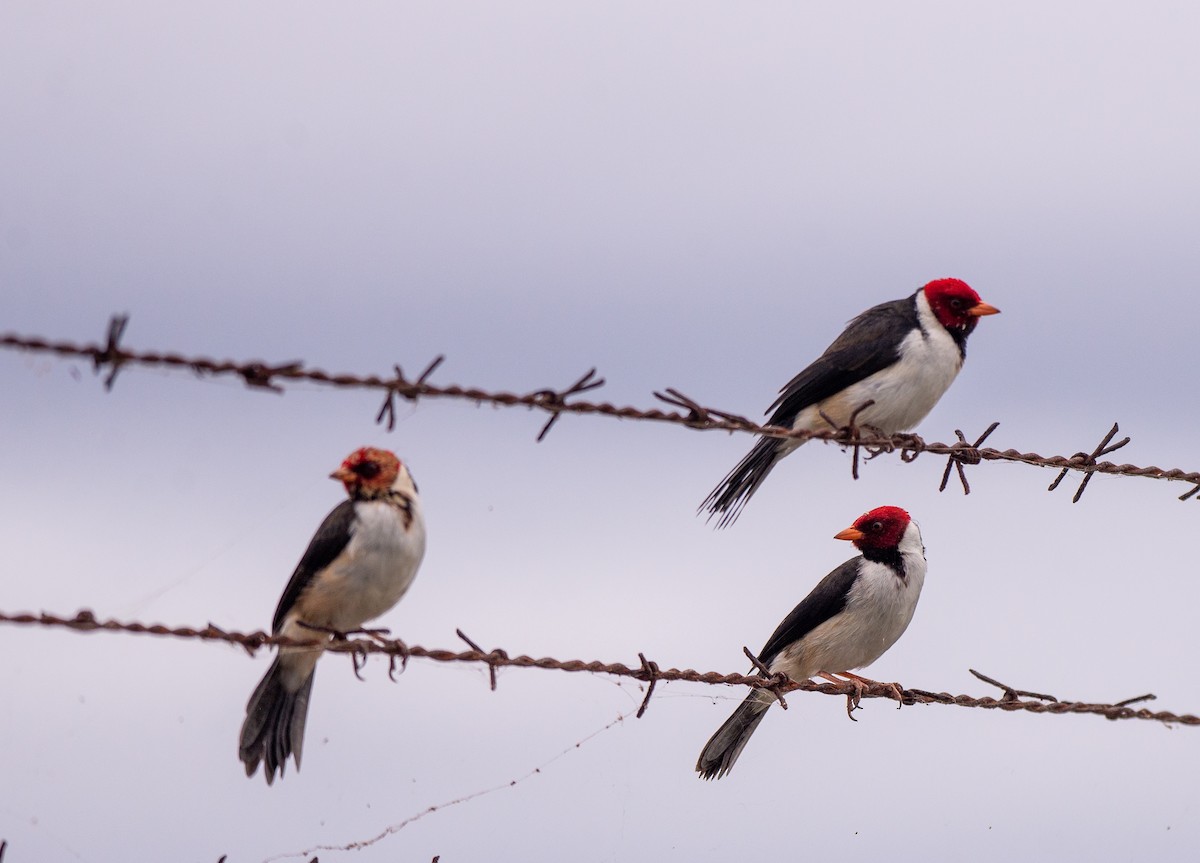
[290,498,426,634]
[772,522,926,680]
[796,291,963,434]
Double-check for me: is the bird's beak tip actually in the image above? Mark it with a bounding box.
[330,468,354,482]
[968,301,1001,317]
[834,527,865,542]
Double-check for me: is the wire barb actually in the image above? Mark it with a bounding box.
[1048,423,1131,502]
[4,324,1200,504]
[741,645,789,709]
[376,356,446,430]
[455,628,507,691]
[651,387,750,429]
[94,314,130,390]
[970,668,1057,703]
[635,652,661,718]
[938,422,1000,495]
[1,609,1195,727]
[536,368,606,441]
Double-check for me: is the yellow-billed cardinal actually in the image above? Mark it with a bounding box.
[238,447,426,784]
[701,279,998,527]
[696,505,925,780]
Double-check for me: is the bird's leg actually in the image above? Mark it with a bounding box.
[841,670,905,710]
[296,621,384,681]
[818,671,864,720]
[296,620,391,640]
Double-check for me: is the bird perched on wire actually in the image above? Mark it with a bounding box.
[700,279,999,527]
[696,505,925,780]
[238,447,426,784]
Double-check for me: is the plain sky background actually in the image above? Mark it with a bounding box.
[3,2,1199,861]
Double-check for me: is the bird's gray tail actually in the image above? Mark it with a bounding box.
[699,436,793,528]
[238,657,315,785]
[696,689,773,780]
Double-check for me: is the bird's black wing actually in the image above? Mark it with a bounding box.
[757,557,863,666]
[271,500,358,633]
[765,295,919,426]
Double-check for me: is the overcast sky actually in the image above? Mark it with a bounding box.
[3,3,1199,861]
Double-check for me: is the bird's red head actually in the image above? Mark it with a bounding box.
[331,447,402,497]
[922,278,1000,334]
[834,505,912,551]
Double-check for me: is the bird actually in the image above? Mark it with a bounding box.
[696,505,926,780]
[238,446,426,784]
[700,278,998,527]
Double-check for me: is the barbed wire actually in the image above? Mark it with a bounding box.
[1,609,1193,728]
[3,316,1198,504]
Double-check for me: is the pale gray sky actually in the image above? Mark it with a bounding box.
[3,3,1198,861]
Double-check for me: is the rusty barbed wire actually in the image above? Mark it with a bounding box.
[1,609,1195,728]
[4,318,1200,503]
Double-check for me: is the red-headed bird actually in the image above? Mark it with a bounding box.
[239,447,426,784]
[701,279,998,527]
[696,506,925,780]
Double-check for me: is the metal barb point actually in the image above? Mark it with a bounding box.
[536,367,605,441]
[1113,693,1157,708]
[1048,422,1131,502]
[635,652,660,718]
[969,668,1058,703]
[456,628,503,690]
[938,422,1000,495]
[652,387,715,428]
[95,314,130,390]
[741,646,789,709]
[415,355,445,388]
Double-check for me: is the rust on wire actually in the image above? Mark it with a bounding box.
[1047,422,1131,502]
[3,322,1200,503]
[969,668,1058,703]
[376,356,445,431]
[652,388,751,430]
[742,645,789,709]
[939,422,1000,495]
[1,608,1198,727]
[536,367,605,441]
[455,628,508,691]
[635,652,660,718]
[95,314,130,390]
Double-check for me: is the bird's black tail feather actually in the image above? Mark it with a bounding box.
[699,436,792,528]
[696,689,773,780]
[238,657,315,785]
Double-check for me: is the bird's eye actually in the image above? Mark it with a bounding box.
[353,461,381,479]
[870,521,883,532]
[949,298,963,310]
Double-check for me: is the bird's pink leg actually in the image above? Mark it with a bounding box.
[818,671,864,720]
[841,670,905,709]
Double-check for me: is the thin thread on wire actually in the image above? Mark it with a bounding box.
[2,609,1194,727]
[3,322,1198,503]
[263,709,637,862]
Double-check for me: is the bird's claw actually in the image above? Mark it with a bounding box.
[845,677,865,721]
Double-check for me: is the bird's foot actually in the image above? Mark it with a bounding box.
[295,621,389,641]
[883,681,905,709]
[841,671,906,710]
[818,672,864,721]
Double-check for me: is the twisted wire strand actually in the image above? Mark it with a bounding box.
[3,324,1199,501]
[2,609,1193,727]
